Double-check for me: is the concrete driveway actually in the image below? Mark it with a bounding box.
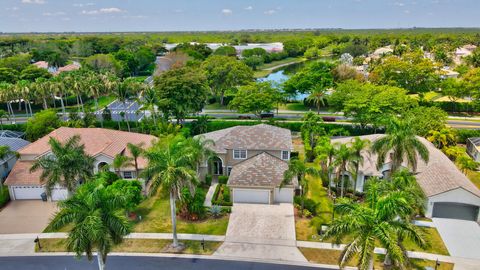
[432,218,480,260]
[0,200,58,234]
[214,203,306,262]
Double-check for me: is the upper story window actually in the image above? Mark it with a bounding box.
[233,149,247,160]
[123,171,133,179]
[282,150,290,160]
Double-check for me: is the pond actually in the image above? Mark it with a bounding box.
[258,58,333,101]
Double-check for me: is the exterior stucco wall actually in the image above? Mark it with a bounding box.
[425,188,480,222]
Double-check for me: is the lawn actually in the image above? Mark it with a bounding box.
[253,69,272,78]
[132,190,229,235]
[36,238,222,255]
[402,227,449,255]
[204,103,229,110]
[299,248,454,270]
[279,102,309,112]
[466,170,480,189]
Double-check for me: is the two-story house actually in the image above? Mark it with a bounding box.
[4,127,156,201]
[331,135,480,222]
[197,124,297,204]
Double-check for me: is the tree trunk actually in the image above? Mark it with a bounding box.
[43,98,48,110]
[123,102,131,132]
[170,190,179,247]
[79,95,85,114]
[60,95,67,121]
[97,251,106,270]
[383,252,392,266]
[220,91,225,106]
[27,101,33,117]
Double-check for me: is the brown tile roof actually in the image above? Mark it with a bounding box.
[32,61,48,69]
[4,161,43,186]
[198,124,292,153]
[331,135,480,198]
[228,152,294,188]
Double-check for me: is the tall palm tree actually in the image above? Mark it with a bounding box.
[184,136,216,175]
[334,144,353,197]
[383,170,426,216]
[113,79,131,132]
[126,142,145,178]
[49,180,130,270]
[322,187,426,270]
[30,135,95,197]
[282,158,319,216]
[141,136,198,248]
[0,82,16,123]
[140,87,158,127]
[306,85,327,114]
[348,137,370,194]
[314,137,336,196]
[372,117,429,175]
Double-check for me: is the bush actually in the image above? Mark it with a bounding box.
[0,185,9,208]
[179,187,207,219]
[456,129,480,144]
[218,175,228,184]
[212,184,233,206]
[25,109,60,141]
[107,180,143,211]
[294,196,318,215]
[205,175,212,186]
[220,206,232,214]
[209,205,222,218]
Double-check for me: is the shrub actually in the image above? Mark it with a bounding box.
[218,175,228,184]
[212,184,233,206]
[456,129,480,144]
[209,205,222,218]
[107,180,143,211]
[311,216,331,230]
[205,175,212,186]
[220,206,232,214]
[0,185,9,208]
[179,187,207,219]
[294,196,318,215]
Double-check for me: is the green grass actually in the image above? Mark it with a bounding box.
[402,227,449,255]
[132,190,229,235]
[466,170,480,189]
[253,69,272,78]
[278,102,309,112]
[36,238,222,255]
[204,103,229,110]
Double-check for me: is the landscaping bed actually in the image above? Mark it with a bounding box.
[36,238,222,255]
[211,183,232,206]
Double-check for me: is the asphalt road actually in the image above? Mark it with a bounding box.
[0,256,324,270]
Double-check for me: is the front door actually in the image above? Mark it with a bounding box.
[213,160,223,175]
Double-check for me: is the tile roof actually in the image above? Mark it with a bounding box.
[228,152,293,188]
[4,161,43,186]
[198,124,292,153]
[331,135,480,198]
[32,61,48,69]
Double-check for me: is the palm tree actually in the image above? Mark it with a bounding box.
[372,117,429,175]
[0,82,16,123]
[384,170,426,216]
[126,142,145,178]
[334,144,353,197]
[30,135,95,197]
[184,136,216,175]
[112,154,133,177]
[314,137,336,196]
[0,109,9,130]
[282,158,319,216]
[348,137,370,195]
[49,180,130,270]
[427,128,456,149]
[322,186,426,269]
[457,155,479,175]
[141,136,198,248]
[306,85,327,114]
[113,79,131,132]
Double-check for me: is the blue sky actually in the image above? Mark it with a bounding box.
[1,0,479,32]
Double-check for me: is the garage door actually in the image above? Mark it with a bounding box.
[233,189,270,204]
[432,202,479,221]
[12,186,44,200]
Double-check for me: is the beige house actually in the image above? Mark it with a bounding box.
[4,127,156,201]
[331,135,480,222]
[197,124,296,204]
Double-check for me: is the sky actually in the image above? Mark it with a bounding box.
[1,0,479,33]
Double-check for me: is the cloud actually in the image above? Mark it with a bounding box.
[244,6,253,10]
[394,2,405,6]
[264,9,276,15]
[123,15,148,19]
[5,7,19,11]
[73,3,94,7]
[221,9,232,15]
[81,7,124,15]
[174,9,183,13]
[42,11,66,16]
[21,0,46,4]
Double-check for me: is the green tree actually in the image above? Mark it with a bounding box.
[0,109,8,130]
[283,61,334,97]
[243,56,264,70]
[403,106,448,137]
[141,136,198,248]
[0,68,19,83]
[457,155,479,175]
[282,158,318,216]
[30,135,95,197]
[228,81,281,117]
[126,142,145,178]
[112,154,133,177]
[427,128,457,149]
[154,66,209,123]
[467,47,480,68]
[25,109,61,141]
[334,144,354,197]
[0,53,31,71]
[201,55,253,105]
[107,179,143,212]
[372,117,429,174]
[213,46,237,57]
[84,54,123,76]
[49,180,130,270]
[348,137,370,195]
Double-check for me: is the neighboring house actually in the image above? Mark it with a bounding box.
[4,127,156,201]
[466,137,480,162]
[197,124,296,204]
[0,135,30,181]
[440,68,460,79]
[332,135,480,222]
[370,45,394,59]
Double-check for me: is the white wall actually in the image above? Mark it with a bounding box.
[93,154,114,173]
[426,188,480,222]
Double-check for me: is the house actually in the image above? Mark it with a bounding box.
[466,137,480,162]
[331,135,480,222]
[440,68,460,79]
[0,132,30,181]
[371,46,394,59]
[197,124,296,204]
[4,127,156,201]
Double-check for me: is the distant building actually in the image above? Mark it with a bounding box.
[371,45,394,59]
[440,68,460,79]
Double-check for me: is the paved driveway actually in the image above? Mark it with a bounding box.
[214,203,306,262]
[0,201,58,234]
[432,218,480,260]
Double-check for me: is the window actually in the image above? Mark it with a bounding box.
[227,166,233,176]
[282,150,290,160]
[233,149,247,159]
[123,171,133,179]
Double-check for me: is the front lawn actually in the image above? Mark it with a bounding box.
[402,227,449,255]
[132,190,229,235]
[278,102,309,112]
[36,238,222,255]
[466,170,480,189]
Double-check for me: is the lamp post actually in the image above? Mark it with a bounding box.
[435,259,440,270]
[34,237,41,250]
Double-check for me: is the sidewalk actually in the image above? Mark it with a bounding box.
[204,183,218,207]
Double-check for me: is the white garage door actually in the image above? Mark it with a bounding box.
[11,186,44,200]
[274,187,294,203]
[51,188,68,201]
[233,189,270,204]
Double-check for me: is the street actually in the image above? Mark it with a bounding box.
[0,256,325,270]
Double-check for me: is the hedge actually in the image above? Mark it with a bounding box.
[211,184,233,206]
[0,185,10,208]
[455,129,480,144]
[419,100,479,113]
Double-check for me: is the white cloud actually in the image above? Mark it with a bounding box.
[42,11,66,16]
[244,6,253,10]
[394,2,405,6]
[73,3,94,7]
[221,9,232,15]
[81,7,124,15]
[5,7,19,11]
[264,9,276,15]
[404,9,410,14]
[123,15,147,19]
[174,9,183,13]
[21,0,46,4]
